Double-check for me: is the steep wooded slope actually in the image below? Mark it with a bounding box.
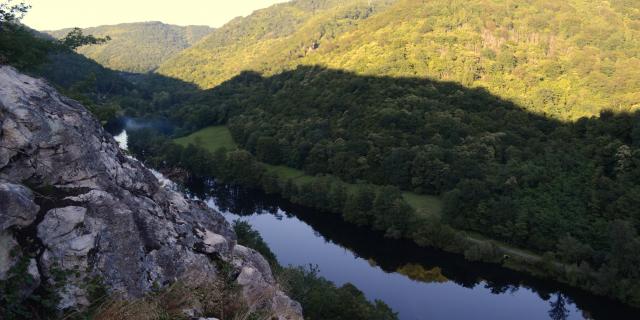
[158,0,640,119]
[47,22,213,72]
[156,0,396,88]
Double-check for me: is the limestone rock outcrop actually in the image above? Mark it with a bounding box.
[0,66,302,319]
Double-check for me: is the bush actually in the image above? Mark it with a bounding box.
[280,265,397,320]
[463,241,502,263]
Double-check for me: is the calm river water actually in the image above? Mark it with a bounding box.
[112,129,639,320]
[187,179,640,320]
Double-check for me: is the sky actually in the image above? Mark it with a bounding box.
[21,0,290,31]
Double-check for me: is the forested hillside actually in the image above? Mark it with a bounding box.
[158,0,640,119]
[136,0,640,306]
[131,65,640,307]
[0,19,203,124]
[0,18,400,320]
[7,0,640,310]
[156,0,397,88]
[47,22,213,72]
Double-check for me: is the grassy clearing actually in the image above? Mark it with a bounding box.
[174,126,237,153]
[464,231,542,261]
[265,164,308,181]
[403,192,443,218]
[176,125,444,215]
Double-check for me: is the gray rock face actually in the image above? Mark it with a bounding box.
[0,66,302,319]
[0,181,40,230]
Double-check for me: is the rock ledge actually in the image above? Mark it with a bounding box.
[0,66,302,319]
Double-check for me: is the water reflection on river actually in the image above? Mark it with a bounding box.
[109,129,637,320]
[184,179,639,320]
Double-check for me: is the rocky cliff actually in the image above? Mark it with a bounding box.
[0,66,302,319]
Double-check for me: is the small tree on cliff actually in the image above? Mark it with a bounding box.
[60,27,111,51]
[0,1,30,29]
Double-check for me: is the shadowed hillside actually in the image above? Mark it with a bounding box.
[132,65,640,308]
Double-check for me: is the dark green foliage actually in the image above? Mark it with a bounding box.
[343,186,375,226]
[135,65,640,306]
[255,136,281,164]
[463,241,502,263]
[9,0,640,308]
[282,265,397,320]
[129,87,640,304]
[410,216,464,252]
[1,21,204,125]
[190,65,640,261]
[370,186,411,238]
[59,27,111,51]
[233,220,279,269]
[0,24,55,68]
[0,1,29,27]
[128,129,266,188]
[129,131,418,241]
[232,219,398,319]
[0,252,61,320]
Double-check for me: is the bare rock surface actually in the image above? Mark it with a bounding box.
[0,66,302,319]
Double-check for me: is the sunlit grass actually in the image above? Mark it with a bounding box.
[174,126,237,152]
[265,164,306,180]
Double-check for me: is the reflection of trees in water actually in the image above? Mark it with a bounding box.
[188,179,280,216]
[484,282,520,295]
[396,264,448,283]
[196,181,537,290]
[549,294,570,320]
[189,179,639,320]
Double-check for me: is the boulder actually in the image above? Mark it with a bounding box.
[0,66,302,319]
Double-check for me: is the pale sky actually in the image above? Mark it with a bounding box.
[22,0,290,31]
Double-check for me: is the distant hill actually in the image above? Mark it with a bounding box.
[156,0,396,88]
[47,22,213,73]
[157,0,640,119]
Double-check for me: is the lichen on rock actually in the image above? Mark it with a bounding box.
[0,66,302,319]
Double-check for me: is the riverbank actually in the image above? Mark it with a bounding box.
[128,126,640,309]
[232,220,398,320]
[195,178,640,319]
[175,126,444,215]
[174,126,546,262]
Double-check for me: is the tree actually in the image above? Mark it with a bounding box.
[261,170,281,194]
[223,150,265,187]
[0,1,29,28]
[343,186,375,226]
[60,27,111,51]
[382,147,414,189]
[607,220,640,279]
[548,294,569,320]
[556,236,593,265]
[256,136,281,164]
[371,186,403,231]
[327,181,348,213]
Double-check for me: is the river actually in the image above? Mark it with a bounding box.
[113,129,639,320]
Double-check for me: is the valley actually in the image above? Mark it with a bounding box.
[2,0,640,319]
[115,127,640,319]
